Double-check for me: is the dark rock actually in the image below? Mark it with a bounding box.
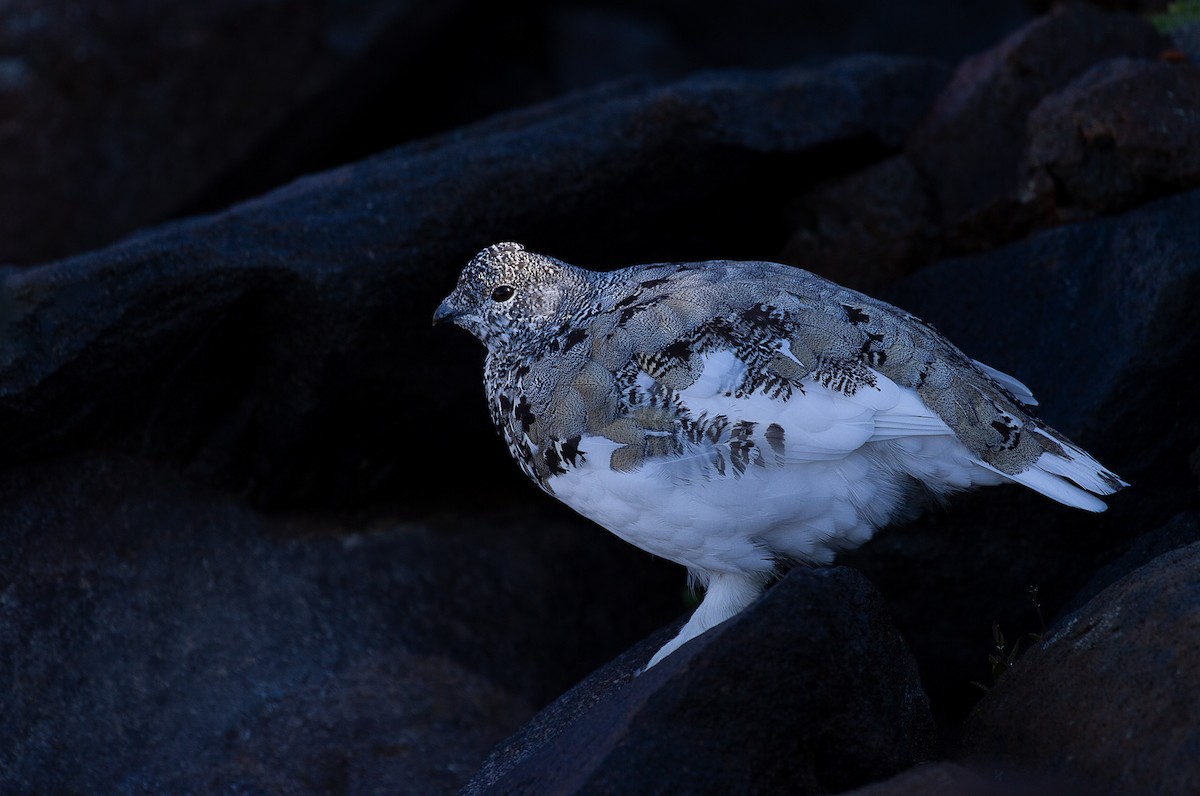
[1166,20,1200,59]
[547,6,692,92]
[906,3,1169,251]
[1020,58,1200,221]
[0,0,1037,268]
[840,761,1092,796]
[0,0,471,266]
[786,11,1196,283]
[0,452,681,794]
[0,56,949,511]
[1061,512,1200,615]
[963,541,1200,796]
[781,154,939,292]
[375,1,1040,170]
[1083,1,1172,11]
[558,0,1031,73]
[843,187,1200,727]
[463,567,937,796]
[342,0,1033,169]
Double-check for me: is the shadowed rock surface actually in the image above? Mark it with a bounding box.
[1021,57,1200,222]
[0,453,680,794]
[963,540,1200,796]
[781,5,1200,289]
[839,761,1093,796]
[905,2,1170,251]
[845,186,1200,727]
[0,55,949,511]
[0,0,1034,267]
[0,0,474,266]
[1060,512,1200,616]
[463,567,936,796]
[781,154,938,291]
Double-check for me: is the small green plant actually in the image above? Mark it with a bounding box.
[971,585,1046,692]
[1150,1,1200,33]
[973,621,1024,691]
[1028,584,1045,638]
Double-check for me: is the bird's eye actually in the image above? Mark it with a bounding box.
[491,285,515,302]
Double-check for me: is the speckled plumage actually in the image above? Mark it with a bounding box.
[434,242,1127,668]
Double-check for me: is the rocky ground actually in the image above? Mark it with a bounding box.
[2,1,1199,794]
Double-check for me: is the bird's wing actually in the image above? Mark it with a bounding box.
[561,268,961,471]
[669,346,953,467]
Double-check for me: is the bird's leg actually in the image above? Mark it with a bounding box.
[643,571,765,670]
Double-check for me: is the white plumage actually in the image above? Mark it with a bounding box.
[434,243,1127,669]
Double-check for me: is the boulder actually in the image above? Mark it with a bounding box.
[0,55,949,511]
[463,567,937,796]
[1061,512,1200,616]
[0,0,472,265]
[906,3,1170,250]
[0,452,681,794]
[782,6,1191,287]
[964,541,1200,796]
[843,186,1200,723]
[0,0,1039,268]
[780,154,938,292]
[840,761,1092,796]
[1021,58,1200,222]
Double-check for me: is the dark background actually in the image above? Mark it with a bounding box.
[3,1,1199,794]
[1,0,1038,267]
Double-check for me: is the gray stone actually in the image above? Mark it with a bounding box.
[464,567,937,796]
[0,453,680,794]
[781,154,938,292]
[1021,58,1200,222]
[906,3,1169,250]
[843,186,1200,723]
[840,761,1091,796]
[0,56,949,510]
[1061,512,1200,616]
[0,0,471,265]
[964,541,1200,796]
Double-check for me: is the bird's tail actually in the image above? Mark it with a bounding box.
[982,431,1128,512]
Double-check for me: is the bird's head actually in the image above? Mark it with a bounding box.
[433,242,590,349]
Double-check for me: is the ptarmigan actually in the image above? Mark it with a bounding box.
[433,242,1127,669]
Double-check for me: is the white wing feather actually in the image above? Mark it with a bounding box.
[680,350,954,463]
[972,359,1038,406]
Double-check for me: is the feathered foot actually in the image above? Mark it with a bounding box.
[643,571,765,670]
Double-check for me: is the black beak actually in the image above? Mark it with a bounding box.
[432,299,459,326]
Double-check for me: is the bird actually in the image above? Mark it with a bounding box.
[433,242,1127,670]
